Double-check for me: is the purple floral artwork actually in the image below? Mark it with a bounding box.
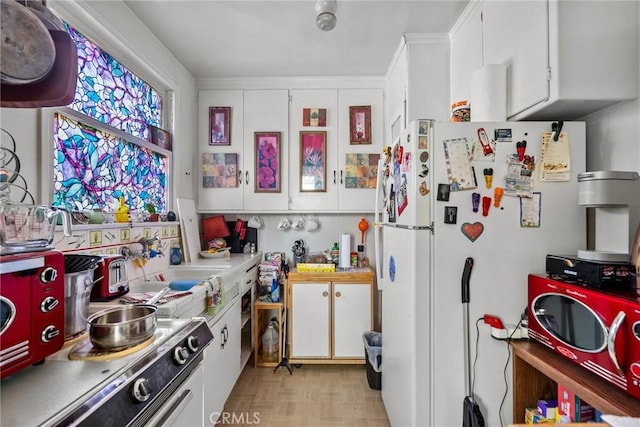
[255,132,280,192]
[300,131,326,192]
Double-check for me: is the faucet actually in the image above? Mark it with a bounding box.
[120,245,150,281]
[137,237,163,259]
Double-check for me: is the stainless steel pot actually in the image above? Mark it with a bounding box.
[87,287,169,350]
[64,267,99,338]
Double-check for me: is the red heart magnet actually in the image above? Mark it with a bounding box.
[461,222,484,242]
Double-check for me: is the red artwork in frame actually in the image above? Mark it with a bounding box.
[349,105,372,144]
[209,106,231,145]
[255,132,281,193]
[300,131,327,192]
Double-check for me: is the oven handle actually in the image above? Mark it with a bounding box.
[607,310,626,377]
[144,377,196,427]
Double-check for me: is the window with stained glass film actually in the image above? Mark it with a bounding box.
[54,114,167,214]
[64,23,162,141]
[52,22,169,215]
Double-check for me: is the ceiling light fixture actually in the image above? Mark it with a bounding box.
[315,0,337,31]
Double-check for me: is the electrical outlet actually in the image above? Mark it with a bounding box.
[491,324,528,340]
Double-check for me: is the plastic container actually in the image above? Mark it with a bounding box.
[261,324,279,362]
[363,331,382,390]
[271,272,280,302]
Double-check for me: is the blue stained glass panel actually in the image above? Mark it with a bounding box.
[54,114,167,213]
[64,23,162,141]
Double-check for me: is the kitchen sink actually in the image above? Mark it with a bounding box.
[142,268,221,283]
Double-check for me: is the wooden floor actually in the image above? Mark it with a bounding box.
[222,362,390,427]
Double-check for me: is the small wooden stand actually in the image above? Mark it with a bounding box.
[511,340,640,423]
[253,300,284,368]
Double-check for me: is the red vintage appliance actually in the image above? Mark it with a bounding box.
[0,250,65,378]
[528,274,640,400]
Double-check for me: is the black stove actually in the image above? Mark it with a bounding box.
[1,317,213,426]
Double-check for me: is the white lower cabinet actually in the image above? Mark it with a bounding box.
[203,298,241,425]
[289,270,374,362]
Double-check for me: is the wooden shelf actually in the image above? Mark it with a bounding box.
[511,341,640,422]
[253,300,284,368]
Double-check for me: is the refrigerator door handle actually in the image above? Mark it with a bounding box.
[374,159,385,287]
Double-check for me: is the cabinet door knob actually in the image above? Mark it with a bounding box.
[335,291,341,298]
[322,291,329,297]
[245,171,249,185]
[340,170,343,184]
[238,169,242,184]
[333,170,336,184]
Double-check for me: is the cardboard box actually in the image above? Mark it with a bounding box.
[556,384,594,422]
[537,399,557,419]
[525,408,554,424]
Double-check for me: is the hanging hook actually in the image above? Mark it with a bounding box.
[552,121,564,142]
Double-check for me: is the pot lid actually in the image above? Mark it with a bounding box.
[64,254,103,273]
[0,0,56,84]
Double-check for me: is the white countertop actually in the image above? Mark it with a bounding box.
[1,254,264,426]
[90,253,262,319]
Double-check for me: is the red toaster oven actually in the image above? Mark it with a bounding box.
[528,274,640,400]
[0,250,65,378]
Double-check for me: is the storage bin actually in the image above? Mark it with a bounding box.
[363,331,382,390]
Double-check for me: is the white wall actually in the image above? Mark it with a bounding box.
[583,98,640,173]
[0,0,197,207]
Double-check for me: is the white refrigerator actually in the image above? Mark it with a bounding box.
[374,119,586,427]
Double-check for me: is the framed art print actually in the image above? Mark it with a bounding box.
[300,131,326,192]
[255,132,281,192]
[209,107,231,145]
[202,153,238,188]
[349,105,371,144]
[148,125,172,151]
[302,108,327,127]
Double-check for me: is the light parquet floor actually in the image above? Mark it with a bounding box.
[222,363,390,427]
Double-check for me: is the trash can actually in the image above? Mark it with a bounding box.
[363,331,382,390]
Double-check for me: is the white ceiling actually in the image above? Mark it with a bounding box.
[123,0,470,80]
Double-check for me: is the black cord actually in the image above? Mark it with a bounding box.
[498,318,524,427]
[473,317,483,397]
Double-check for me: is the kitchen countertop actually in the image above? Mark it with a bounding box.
[170,252,262,273]
[1,254,263,426]
[90,252,263,318]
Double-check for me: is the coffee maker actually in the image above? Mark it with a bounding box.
[546,171,639,288]
[577,171,640,262]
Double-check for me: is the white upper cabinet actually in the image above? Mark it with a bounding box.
[198,84,384,213]
[243,90,290,211]
[198,89,244,211]
[385,35,451,144]
[337,88,384,212]
[198,89,289,212]
[289,88,384,212]
[482,0,549,118]
[451,0,639,121]
[289,89,339,211]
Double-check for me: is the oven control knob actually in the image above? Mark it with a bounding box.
[41,325,60,342]
[173,346,189,365]
[186,335,199,352]
[40,267,58,283]
[40,296,59,312]
[132,378,152,402]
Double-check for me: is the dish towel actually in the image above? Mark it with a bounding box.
[120,291,193,305]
